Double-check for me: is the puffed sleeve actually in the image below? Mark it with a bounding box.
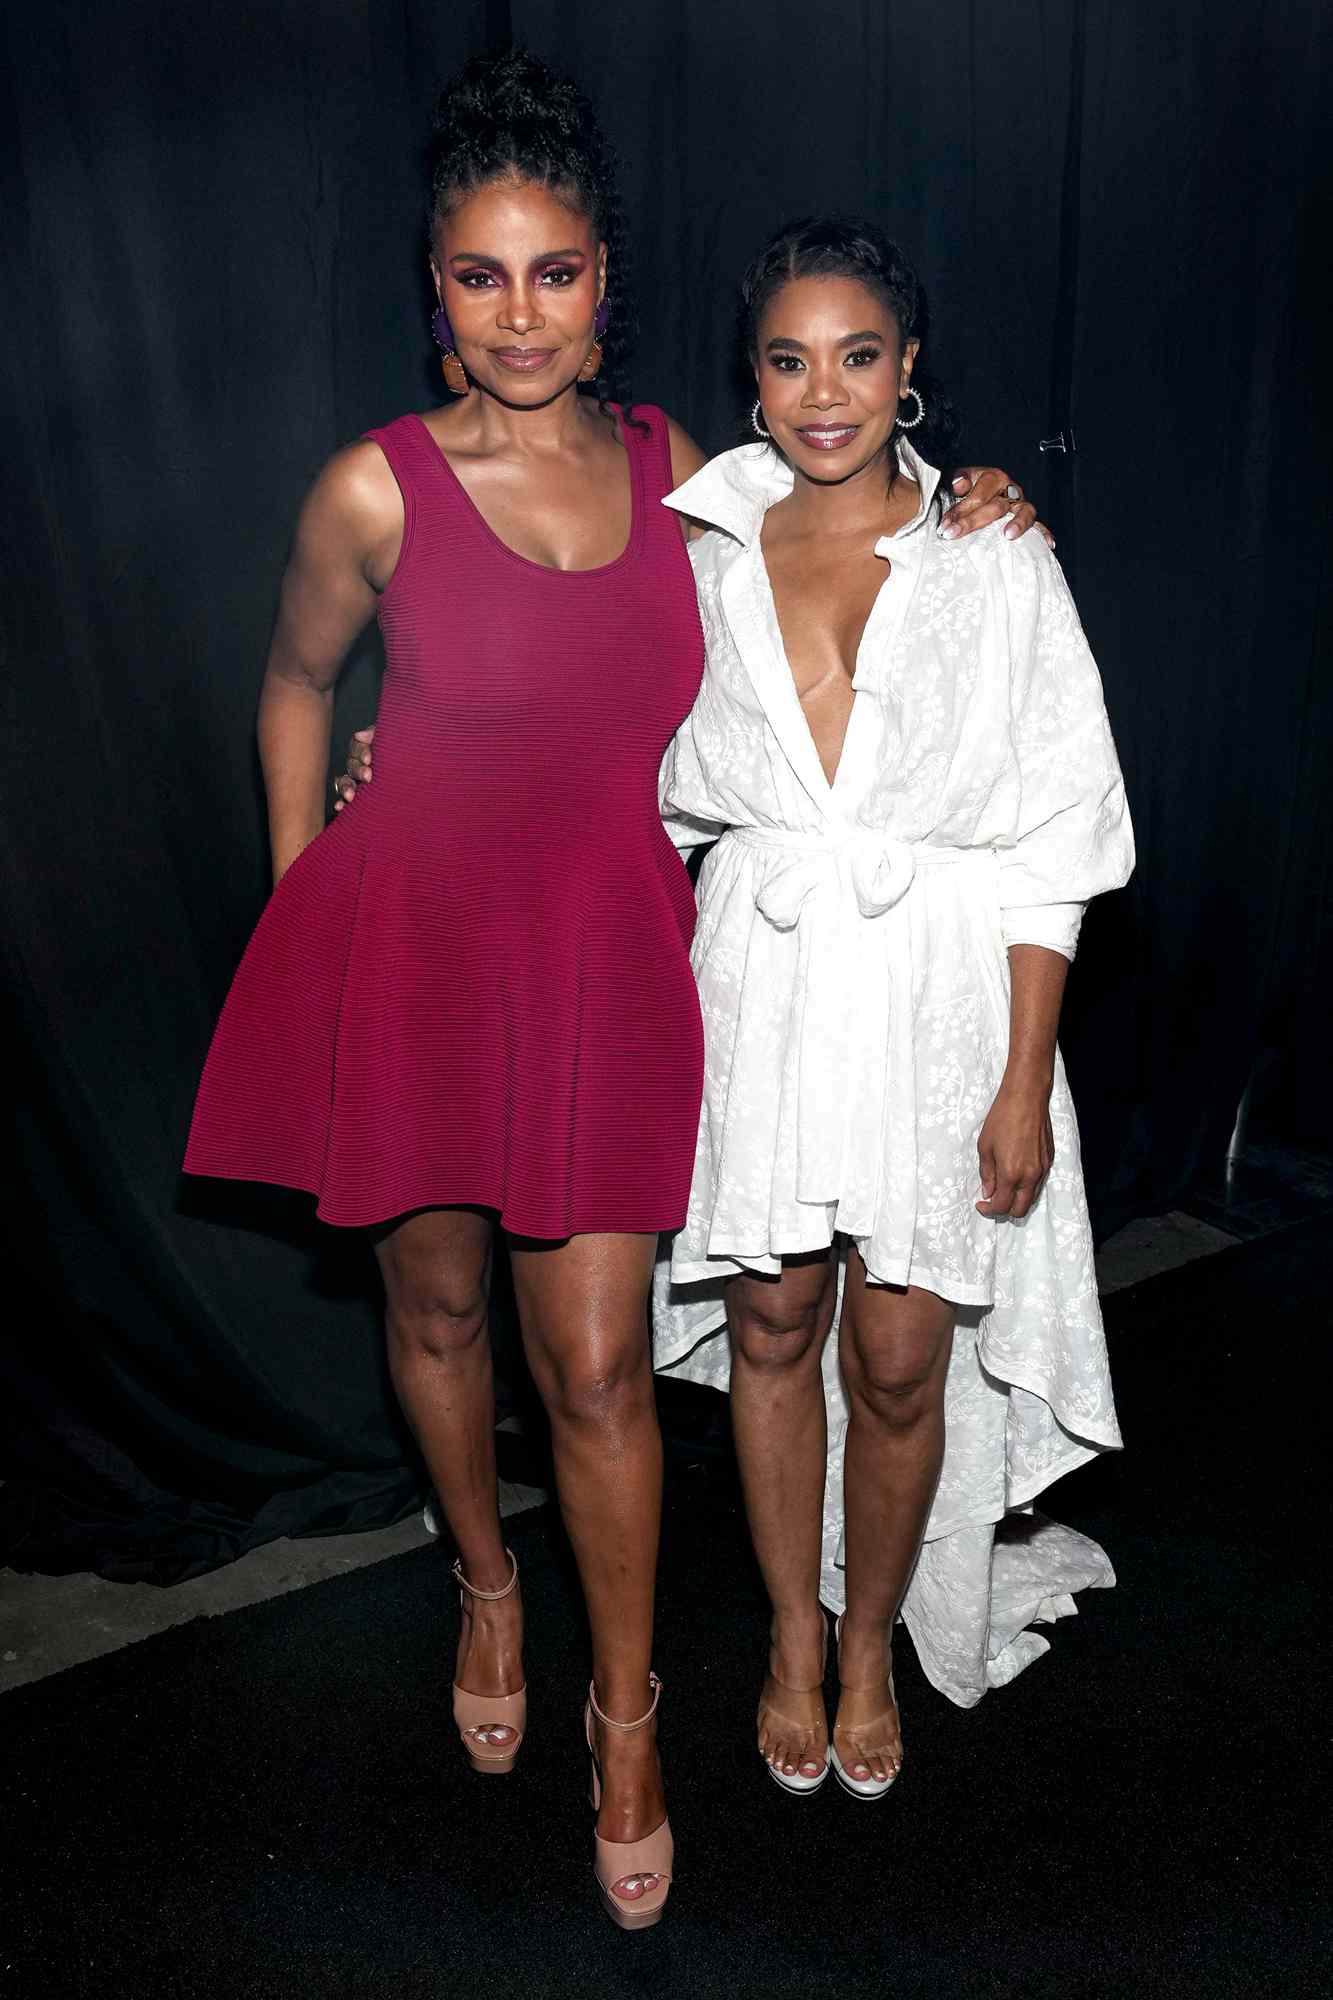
[997,538,1135,960]
[658,734,725,853]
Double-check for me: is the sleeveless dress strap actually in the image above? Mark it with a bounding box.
[364,412,440,484]
[621,405,677,526]
[363,415,437,584]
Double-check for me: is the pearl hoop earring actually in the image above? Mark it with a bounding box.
[751,399,771,440]
[897,385,925,430]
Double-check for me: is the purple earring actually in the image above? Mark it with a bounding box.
[431,307,455,352]
[594,298,610,339]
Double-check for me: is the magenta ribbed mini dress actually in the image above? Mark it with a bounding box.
[185,406,705,1236]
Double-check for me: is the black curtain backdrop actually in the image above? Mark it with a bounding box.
[2,1,1329,1579]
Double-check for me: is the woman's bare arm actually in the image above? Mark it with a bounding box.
[259,441,401,881]
[975,943,1069,1218]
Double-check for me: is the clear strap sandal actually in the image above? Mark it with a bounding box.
[759,1620,830,1794]
[451,1548,526,1776]
[585,1674,673,1930]
[829,1613,902,1802]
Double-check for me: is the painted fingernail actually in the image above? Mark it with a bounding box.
[1004,522,1020,539]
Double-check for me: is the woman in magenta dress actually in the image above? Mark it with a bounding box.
[186,50,1037,1926]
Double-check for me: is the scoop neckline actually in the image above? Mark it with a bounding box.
[409,407,642,578]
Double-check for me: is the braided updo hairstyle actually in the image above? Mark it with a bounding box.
[740,216,961,494]
[428,48,638,418]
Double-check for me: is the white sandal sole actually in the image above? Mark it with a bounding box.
[765,1751,830,1796]
[829,1746,899,1800]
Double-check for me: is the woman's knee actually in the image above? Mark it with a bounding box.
[531,1326,653,1432]
[728,1276,831,1373]
[842,1317,950,1425]
[376,1211,492,1362]
[382,1256,489,1363]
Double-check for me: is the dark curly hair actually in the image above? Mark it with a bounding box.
[427,48,639,420]
[740,216,961,494]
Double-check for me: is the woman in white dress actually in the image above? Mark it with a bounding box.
[653,217,1134,1798]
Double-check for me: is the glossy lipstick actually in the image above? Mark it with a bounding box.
[795,423,860,451]
[491,347,558,373]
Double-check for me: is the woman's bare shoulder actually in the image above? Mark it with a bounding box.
[275,438,406,597]
[660,411,708,489]
[657,412,711,539]
[294,436,404,558]
[318,436,403,518]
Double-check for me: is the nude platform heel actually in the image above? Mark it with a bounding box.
[585,1674,673,1930]
[451,1548,526,1775]
[829,1614,901,1802]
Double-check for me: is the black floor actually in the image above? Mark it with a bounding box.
[1180,1138,1333,1240]
[7,1218,1329,2000]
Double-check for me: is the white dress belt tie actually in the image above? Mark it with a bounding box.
[722,826,994,1262]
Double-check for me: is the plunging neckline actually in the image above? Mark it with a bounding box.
[754,532,891,794]
[754,478,930,794]
[410,410,641,577]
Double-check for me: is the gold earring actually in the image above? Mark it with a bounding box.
[577,340,603,384]
[430,306,469,396]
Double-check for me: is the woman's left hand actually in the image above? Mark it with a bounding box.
[943,467,1054,548]
[975,1079,1055,1218]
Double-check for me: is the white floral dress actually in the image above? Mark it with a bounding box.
[652,439,1136,1707]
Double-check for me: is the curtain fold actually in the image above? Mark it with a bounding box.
[1057,0,1333,1214]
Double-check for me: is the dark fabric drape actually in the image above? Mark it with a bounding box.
[0,1,489,1579]
[2,2,1328,1579]
[514,0,1333,1219]
[1055,2,1333,1209]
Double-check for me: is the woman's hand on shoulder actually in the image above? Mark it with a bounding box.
[663,414,711,541]
[942,467,1054,550]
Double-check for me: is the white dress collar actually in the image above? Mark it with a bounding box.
[663,435,942,551]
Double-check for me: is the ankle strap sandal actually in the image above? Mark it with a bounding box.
[584,1674,673,1930]
[451,1549,526,1775]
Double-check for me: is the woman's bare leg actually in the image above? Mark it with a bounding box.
[836,1251,955,1782]
[726,1252,837,1780]
[376,1208,522,1740]
[509,1231,664,1900]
